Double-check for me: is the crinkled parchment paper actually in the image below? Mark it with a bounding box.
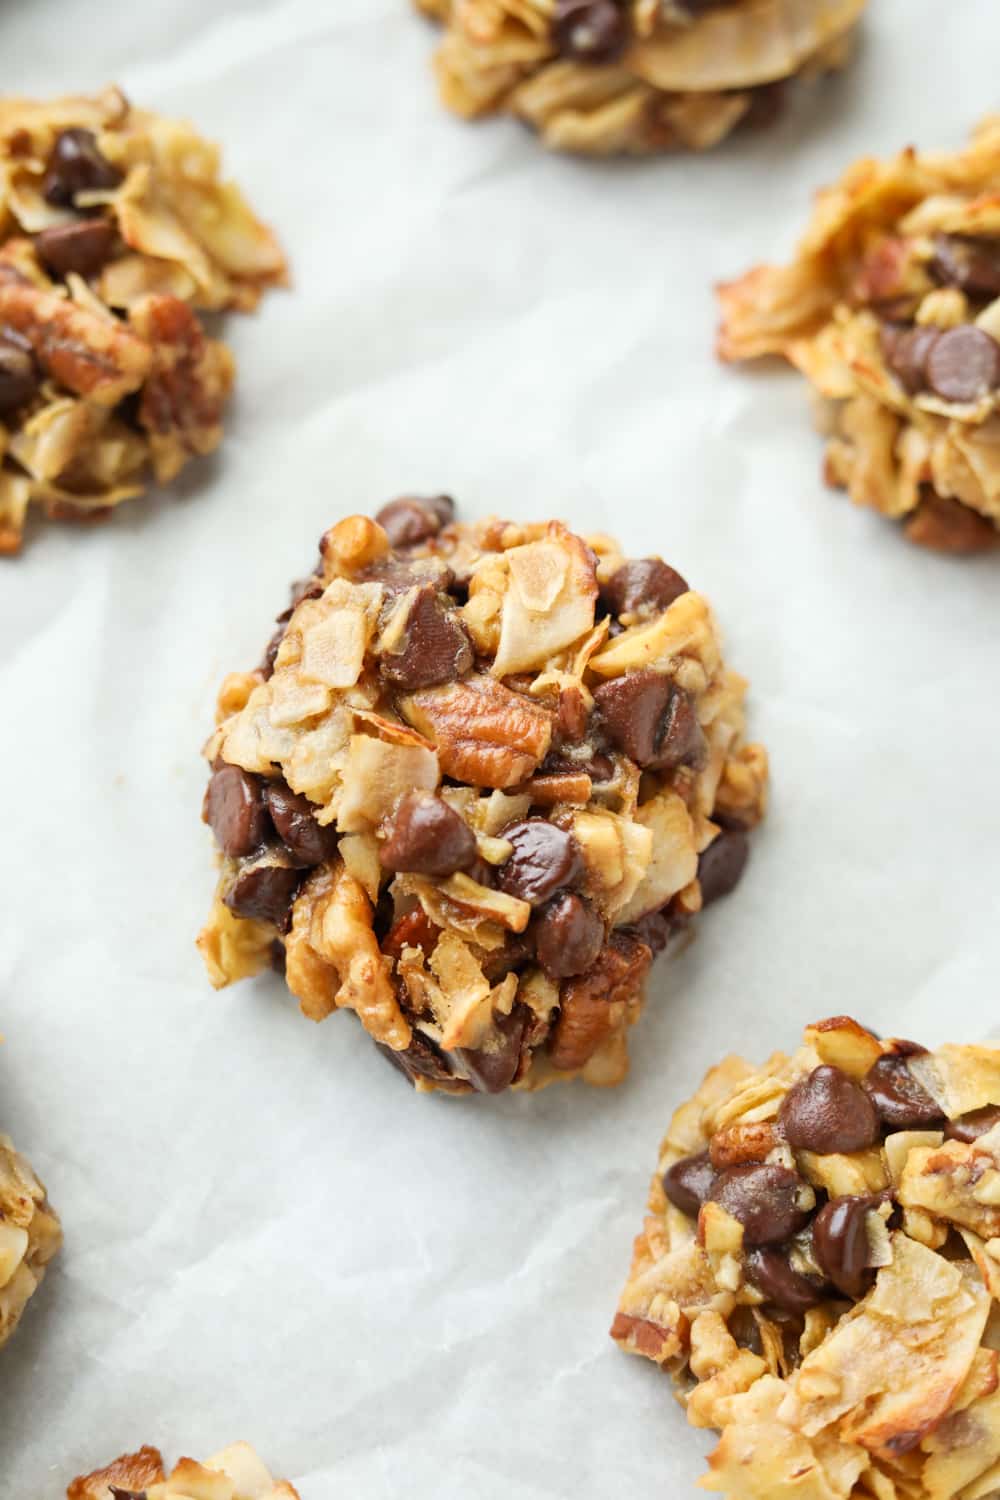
[1,1,998,1494]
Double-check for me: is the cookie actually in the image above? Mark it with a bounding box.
[612,1015,1000,1499]
[0,1132,61,1350]
[718,116,1000,554]
[197,501,768,1096]
[0,85,286,552]
[67,1443,298,1500]
[414,0,865,156]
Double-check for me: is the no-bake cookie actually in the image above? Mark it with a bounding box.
[198,499,767,1096]
[68,1442,298,1500]
[414,0,865,156]
[0,1132,61,1350]
[718,116,1000,553]
[0,85,286,552]
[612,1015,1000,1499]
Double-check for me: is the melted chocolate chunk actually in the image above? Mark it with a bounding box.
[697,829,750,906]
[662,1150,716,1219]
[944,1105,1000,1143]
[600,558,689,619]
[265,781,340,867]
[454,1003,530,1093]
[35,217,116,278]
[221,851,303,932]
[379,585,473,690]
[708,1164,812,1247]
[497,820,583,906]
[862,1056,943,1131]
[0,331,39,416]
[375,494,454,548]
[552,0,628,61]
[930,234,1000,300]
[745,1247,825,1314]
[925,325,1000,403]
[534,892,605,979]
[379,791,477,878]
[779,1066,881,1155]
[812,1194,884,1300]
[203,764,270,858]
[594,672,706,771]
[42,127,123,207]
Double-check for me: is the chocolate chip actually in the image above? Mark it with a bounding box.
[930,234,1000,300]
[745,1248,825,1314]
[497,819,582,906]
[379,791,477,878]
[862,1056,944,1131]
[925,325,1000,403]
[379,585,473,690]
[42,127,123,208]
[944,1105,1000,1144]
[812,1194,883,1300]
[662,1150,716,1219]
[221,852,303,931]
[697,829,750,906]
[534,892,605,979]
[377,1029,457,1088]
[779,1066,881,1155]
[594,672,706,771]
[600,558,689,619]
[375,494,454,549]
[552,0,628,60]
[35,216,116,278]
[0,332,38,416]
[708,1164,812,1247]
[740,79,787,133]
[265,781,339,867]
[203,764,270,858]
[880,323,940,395]
[454,1003,530,1094]
[630,907,674,955]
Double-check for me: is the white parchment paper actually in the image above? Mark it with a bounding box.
[2,1,999,1493]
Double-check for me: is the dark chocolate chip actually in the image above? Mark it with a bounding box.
[265,781,340,867]
[542,749,615,782]
[812,1194,883,1300]
[862,1056,944,1131]
[930,234,1000,300]
[880,323,940,395]
[454,1003,530,1094]
[600,558,689,619]
[534,892,605,979]
[35,216,116,278]
[203,764,270,858]
[744,1247,825,1314]
[552,0,628,61]
[375,494,454,549]
[0,332,38,416]
[779,1065,881,1155]
[630,907,674,955]
[377,1028,457,1088]
[662,1150,716,1219]
[708,1163,812,1247]
[593,672,706,771]
[42,127,123,208]
[497,819,583,906]
[379,790,477,878]
[379,585,473,690]
[740,79,787,133]
[925,325,1000,403]
[697,829,750,906]
[221,853,303,931]
[944,1105,1000,1144]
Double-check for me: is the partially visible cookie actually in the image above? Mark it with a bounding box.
[0,1132,61,1350]
[0,85,287,553]
[718,116,1000,554]
[67,1442,299,1500]
[612,1015,1000,1499]
[198,500,768,1097]
[414,0,865,156]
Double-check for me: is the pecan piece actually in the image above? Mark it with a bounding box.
[398,674,553,789]
[548,931,651,1072]
[709,1120,779,1169]
[131,294,234,481]
[0,272,151,404]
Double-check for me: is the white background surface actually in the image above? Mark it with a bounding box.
[1,1,998,1494]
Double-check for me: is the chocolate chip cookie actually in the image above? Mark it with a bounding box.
[0,1132,61,1350]
[718,116,1000,553]
[67,1443,298,1500]
[612,1015,1000,1499]
[414,0,865,156]
[197,501,768,1096]
[0,85,286,553]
